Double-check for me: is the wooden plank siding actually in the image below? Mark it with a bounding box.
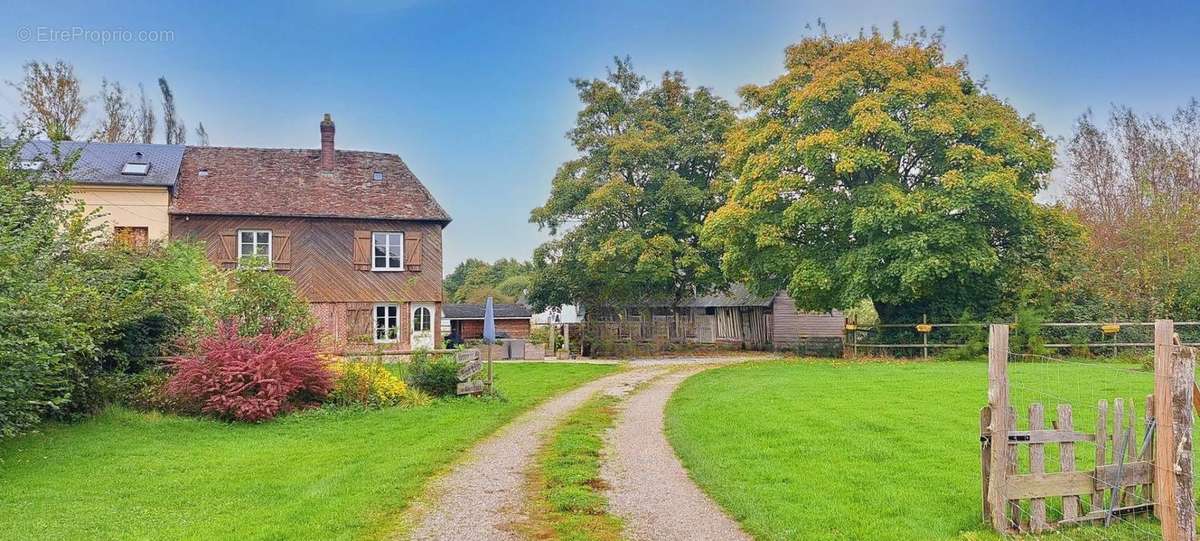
[769,291,845,348]
[170,214,444,352]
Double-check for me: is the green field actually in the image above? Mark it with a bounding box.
[0,362,618,541]
[665,359,1167,541]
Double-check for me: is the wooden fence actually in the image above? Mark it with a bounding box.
[982,320,1196,538]
[848,319,1200,358]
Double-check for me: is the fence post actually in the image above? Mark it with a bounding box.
[1155,319,1196,541]
[986,324,1012,531]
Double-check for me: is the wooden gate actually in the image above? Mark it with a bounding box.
[982,320,1196,538]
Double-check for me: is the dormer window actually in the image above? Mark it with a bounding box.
[122,162,151,176]
[372,171,384,181]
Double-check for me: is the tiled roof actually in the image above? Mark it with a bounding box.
[170,146,450,222]
[14,140,183,187]
[443,303,533,319]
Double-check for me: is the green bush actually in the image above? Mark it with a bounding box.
[1011,305,1048,356]
[1,138,229,436]
[79,241,225,373]
[529,325,557,348]
[406,350,461,397]
[217,259,315,337]
[940,310,987,361]
[0,138,99,436]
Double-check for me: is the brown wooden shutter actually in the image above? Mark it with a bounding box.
[404,231,422,272]
[352,230,371,271]
[219,230,238,266]
[272,231,291,271]
[348,305,373,340]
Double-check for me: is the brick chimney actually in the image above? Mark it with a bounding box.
[320,113,335,170]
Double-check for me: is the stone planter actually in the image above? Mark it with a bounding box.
[524,344,545,360]
[481,343,507,360]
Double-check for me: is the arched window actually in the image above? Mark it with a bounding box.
[413,306,431,332]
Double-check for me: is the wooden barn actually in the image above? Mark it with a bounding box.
[442,303,533,340]
[587,285,844,352]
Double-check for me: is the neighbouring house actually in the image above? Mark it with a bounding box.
[587,284,845,352]
[170,114,451,352]
[442,303,532,340]
[16,140,184,244]
[531,304,582,326]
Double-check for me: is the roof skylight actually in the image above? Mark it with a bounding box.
[121,162,151,176]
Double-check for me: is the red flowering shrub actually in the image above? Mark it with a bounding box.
[166,322,334,422]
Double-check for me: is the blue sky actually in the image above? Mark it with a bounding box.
[2,0,1198,271]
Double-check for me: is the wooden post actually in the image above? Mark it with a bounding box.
[1029,402,1048,532]
[1058,404,1079,521]
[1144,394,1156,508]
[986,324,1013,532]
[1094,399,1109,518]
[922,313,929,360]
[1155,319,1196,541]
[852,315,858,358]
[980,406,992,523]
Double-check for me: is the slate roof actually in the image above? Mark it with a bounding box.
[14,140,184,187]
[443,303,533,319]
[170,146,451,222]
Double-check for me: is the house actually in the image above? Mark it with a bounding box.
[17,140,184,244]
[442,303,533,340]
[169,114,451,352]
[588,285,845,352]
[531,304,582,326]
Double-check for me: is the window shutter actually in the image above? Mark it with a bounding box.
[219,231,237,266]
[349,306,372,337]
[404,231,422,272]
[272,231,291,271]
[352,230,371,271]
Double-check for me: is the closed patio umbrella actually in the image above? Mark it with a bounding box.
[483,296,495,391]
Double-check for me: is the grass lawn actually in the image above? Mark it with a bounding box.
[665,359,1171,541]
[525,393,625,541]
[0,362,618,541]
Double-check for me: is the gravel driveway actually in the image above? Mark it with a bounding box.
[406,367,664,541]
[601,367,752,541]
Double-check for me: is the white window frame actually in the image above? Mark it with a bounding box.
[237,229,272,269]
[371,232,405,271]
[413,306,432,332]
[374,304,400,343]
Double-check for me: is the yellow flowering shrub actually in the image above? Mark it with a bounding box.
[328,359,430,408]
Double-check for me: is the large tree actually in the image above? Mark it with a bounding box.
[528,58,735,310]
[135,82,156,143]
[158,76,186,144]
[703,32,1064,324]
[1064,101,1200,319]
[443,258,534,304]
[8,60,86,141]
[93,78,137,143]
